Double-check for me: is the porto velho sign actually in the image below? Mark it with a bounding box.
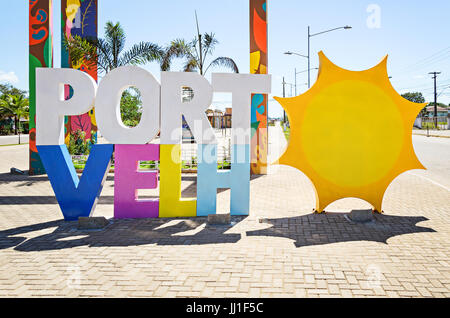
[35,66,271,221]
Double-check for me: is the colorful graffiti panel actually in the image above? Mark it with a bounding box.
[250,0,268,175]
[61,0,98,144]
[29,0,53,175]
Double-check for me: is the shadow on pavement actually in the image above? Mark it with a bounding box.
[0,211,436,252]
[0,172,115,186]
[0,216,245,252]
[246,212,436,247]
[0,196,114,205]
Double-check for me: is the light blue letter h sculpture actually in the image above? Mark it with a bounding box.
[197,144,250,217]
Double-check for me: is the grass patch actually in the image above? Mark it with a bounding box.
[0,143,29,147]
[72,158,231,171]
[422,122,447,129]
[283,127,290,142]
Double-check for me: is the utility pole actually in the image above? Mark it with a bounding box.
[195,11,203,75]
[429,72,441,128]
[282,77,286,124]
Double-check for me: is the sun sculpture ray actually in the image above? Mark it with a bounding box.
[274,51,426,213]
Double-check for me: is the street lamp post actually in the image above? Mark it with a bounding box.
[282,77,286,125]
[308,26,310,88]
[285,25,352,88]
[295,67,318,94]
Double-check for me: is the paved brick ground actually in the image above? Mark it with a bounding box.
[0,131,449,298]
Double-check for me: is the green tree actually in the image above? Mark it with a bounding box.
[401,92,426,116]
[120,88,142,128]
[64,21,164,75]
[0,94,29,143]
[68,130,93,156]
[161,14,239,75]
[0,83,27,97]
[401,92,425,104]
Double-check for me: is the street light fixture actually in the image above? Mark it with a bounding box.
[284,51,308,58]
[285,25,352,88]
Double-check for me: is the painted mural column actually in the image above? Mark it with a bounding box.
[250,0,268,175]
[29,0,53,175]
[61,0,98,145]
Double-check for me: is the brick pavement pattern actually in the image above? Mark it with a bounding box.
[0,133,449,298]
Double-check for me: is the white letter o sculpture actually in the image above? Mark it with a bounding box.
[95,66,160,144]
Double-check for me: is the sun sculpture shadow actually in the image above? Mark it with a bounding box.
[274,52,426,213]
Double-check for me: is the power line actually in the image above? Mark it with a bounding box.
[395,47,450,74]
[397,79,450,92]
[407,47,450,67]
[438,85,450,98]
[429,72,441,126]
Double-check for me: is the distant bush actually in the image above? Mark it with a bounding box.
[68,130,95,155]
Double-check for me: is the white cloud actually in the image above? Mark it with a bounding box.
[0,71,19,84]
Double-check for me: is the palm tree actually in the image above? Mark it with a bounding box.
[161,13,239,75]
[64,21,164,130]
[64,21,164,75]
[0,94,29,144]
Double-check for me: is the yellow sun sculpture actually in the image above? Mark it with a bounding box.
[274,51,426,213]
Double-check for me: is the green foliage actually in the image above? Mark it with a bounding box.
[0,83,27,97]
[0,118,14,135]
[0,93,29,135]
[161,26,239,75]
[401,92,426,116]
[120,88,142,127]
[139,161,159,170]
[283,126,291,142]
[422,121,447,129]
[217,161,231,170]
[64,21,164,75]
[401,92,425,104]
[68,130,95,156]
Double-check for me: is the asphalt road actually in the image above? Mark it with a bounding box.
[411,135,450,191]
[0,134,29,146]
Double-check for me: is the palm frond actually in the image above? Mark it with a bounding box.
[119,42,164,67]
[205,57,239,75]
[0,94,29,118]
[63,35,98,71]
[183,58,199,72]
[191,37,200,63]
[161,39,193,71]
[104,21,126,67]
[202,32,218,57]
[96,38,114,74]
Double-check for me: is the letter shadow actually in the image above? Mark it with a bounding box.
[0,216,246,252]
[0,172,115,189]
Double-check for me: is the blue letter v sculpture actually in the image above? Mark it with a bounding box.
[37,144,114,221]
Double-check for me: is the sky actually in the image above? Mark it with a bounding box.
[1,0,450,118]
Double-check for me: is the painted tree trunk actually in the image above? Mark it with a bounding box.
[29,0,53,175]
[61,0,98,146]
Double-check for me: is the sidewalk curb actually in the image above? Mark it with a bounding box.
[413,133,450,139]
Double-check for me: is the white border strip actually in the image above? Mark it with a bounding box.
[408,172,450,192]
